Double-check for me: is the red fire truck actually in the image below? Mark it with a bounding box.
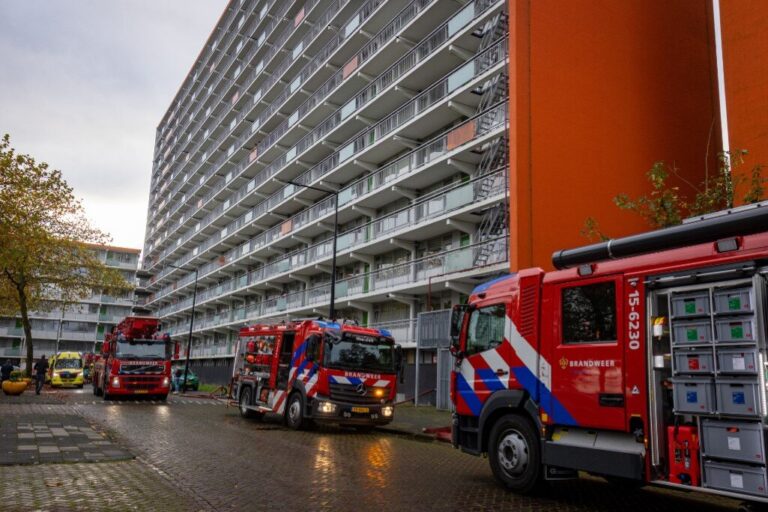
[231,319,402,430]
[92,316,177,400]
[450,203,768,509]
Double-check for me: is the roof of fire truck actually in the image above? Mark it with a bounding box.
[238,319,393,339]
[471,203,768,302]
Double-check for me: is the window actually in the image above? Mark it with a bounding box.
[561,281,617,344]
[466,304,506,355]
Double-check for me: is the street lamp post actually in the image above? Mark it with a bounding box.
[165,264,198,394]
[278,179,338,320]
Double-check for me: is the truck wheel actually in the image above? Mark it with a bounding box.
[239,387,259,419]
[488,414,542,494]
[285,393,306,430]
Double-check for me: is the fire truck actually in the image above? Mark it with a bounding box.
[92,316,177,400]
[231,319,402,430]
[450,203,768,509]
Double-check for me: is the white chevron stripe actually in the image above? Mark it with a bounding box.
[373,380,390,387]
[504,316,551,390]
[480,347,509,389]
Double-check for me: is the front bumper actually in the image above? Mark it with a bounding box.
[109,376,170,396]
[311,398,394,426]
[51,374,84,387]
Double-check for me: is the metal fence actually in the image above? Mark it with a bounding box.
[416,309,452,407]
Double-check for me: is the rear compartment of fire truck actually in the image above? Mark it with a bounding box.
[648,263,768,503]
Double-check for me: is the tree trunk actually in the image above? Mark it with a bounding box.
[18,287,34,377]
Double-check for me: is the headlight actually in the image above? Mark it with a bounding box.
[111,377,120,388]
[382,406,394,417]
[162,377,170,387]
[318,401,336,414]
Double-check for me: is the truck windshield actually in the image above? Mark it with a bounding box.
[324,334,395,373]
[56,359,82,369]
[116,340,169,360]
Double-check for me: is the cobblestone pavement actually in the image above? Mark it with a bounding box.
[57,388,743,512]
[0,412,131,465]
[0,459,202,511]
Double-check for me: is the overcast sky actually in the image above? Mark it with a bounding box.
[0,0,228,252]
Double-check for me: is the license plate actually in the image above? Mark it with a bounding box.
[134,390,149,394]
[351,407,369,413]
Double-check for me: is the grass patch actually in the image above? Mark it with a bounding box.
[196,383,226,394]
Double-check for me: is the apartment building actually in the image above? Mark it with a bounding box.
[141,0,510,376]
[0,245,140,362]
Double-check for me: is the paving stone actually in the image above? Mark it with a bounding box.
[17,445,36,451]
[39,446,60,454]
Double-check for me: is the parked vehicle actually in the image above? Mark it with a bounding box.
[171,366,199,391]
[231,319,403,430]
[92,316,177,400]
[49,351,85,388]
[450,202,768,509]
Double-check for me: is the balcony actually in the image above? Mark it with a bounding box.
[167,236,507,336]
[147,30,507,289]
[146,0,491,264]
[149,102,507,307]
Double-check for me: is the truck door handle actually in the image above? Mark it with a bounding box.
[599,393,624,407]
[495,369,508,376]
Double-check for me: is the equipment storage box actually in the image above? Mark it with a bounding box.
[673,320,712,345]
[716,379,761,416]
[702,419,766,464]
[673,378,716,414]
[704,460,768,496]
[717,347,759,374]
[714,287,754,315]
[672,292,711,317]
[716,317,755,343]
[674,348,714,375]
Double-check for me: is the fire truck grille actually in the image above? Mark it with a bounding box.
[122,376,162,391]
[329,383,382,405]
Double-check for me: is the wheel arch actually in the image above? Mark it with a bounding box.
[479,390,542,454]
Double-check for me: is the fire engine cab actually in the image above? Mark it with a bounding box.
[450,203,768,509]
[231,319,403,430]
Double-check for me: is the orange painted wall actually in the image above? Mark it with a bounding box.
[509,0,719,271]
[719,0,768,195]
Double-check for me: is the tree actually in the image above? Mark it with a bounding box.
[0,134,130,374]
[583,150,766,240]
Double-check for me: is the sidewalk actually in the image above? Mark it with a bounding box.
[0,389,132,465]
[378,403,452,441]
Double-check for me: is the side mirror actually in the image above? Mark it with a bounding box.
[173,342,180,360]
[450,304,471,351]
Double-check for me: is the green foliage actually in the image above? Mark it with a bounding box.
[9,370,23,382]
[583,150,766,239]
[0,134,131,372]
[580,217,609,243]
[613,162,684,229]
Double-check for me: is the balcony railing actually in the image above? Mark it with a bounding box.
[154,38,506,275]
[147,33,507,289]
[151,0,319,216]
[147,0,439,252]
[156,163,506,316]
[165,236,507,333]
[150,102,507,305]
